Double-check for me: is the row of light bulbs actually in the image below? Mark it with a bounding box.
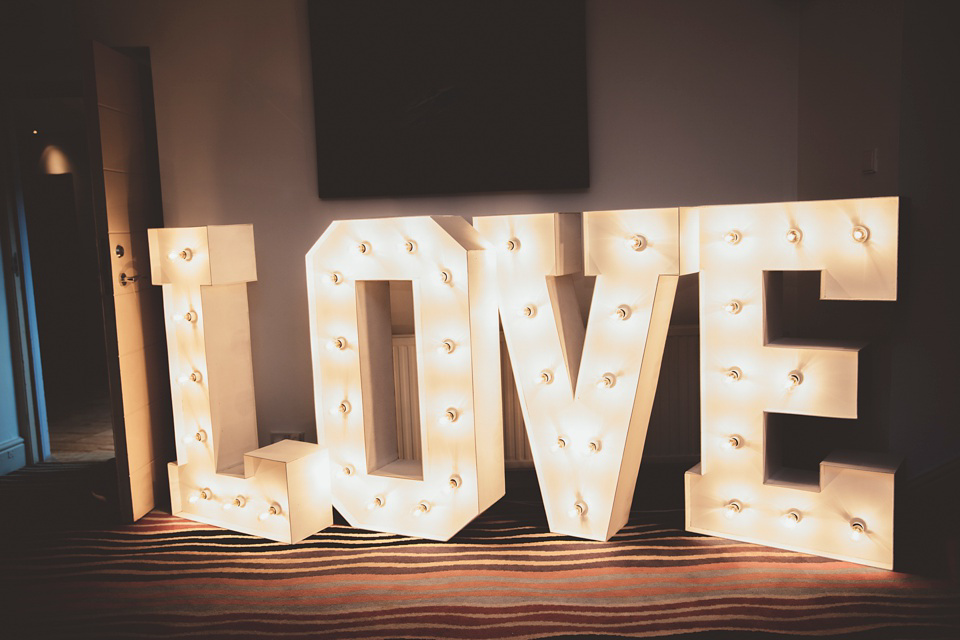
[722,225,871,246]
[723,500,869,541]
[723,366,804,389]
[189,488,283,522]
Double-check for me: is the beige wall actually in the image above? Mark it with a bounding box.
[84,0,801,443]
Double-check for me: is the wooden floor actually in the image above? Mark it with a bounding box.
[47,396,115,462]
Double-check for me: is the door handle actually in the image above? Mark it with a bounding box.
[119,272,142,286]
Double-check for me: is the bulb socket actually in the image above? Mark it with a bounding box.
[725,367,742,383]
[442,408,459,423]
[505,238,520,252]
[725,300,742,315]
[615,305,631,320]
[598,373,616,389]
[786,228,802,244]
[403,240,417,254]
[724,230,742,245]
[357,242,371,254]
[537,370,553,385]
[851,225,870,243]
[629,234,647,252]
[522,305,537,318]
[329,272,344,285]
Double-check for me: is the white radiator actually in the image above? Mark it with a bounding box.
[392,327,700,464]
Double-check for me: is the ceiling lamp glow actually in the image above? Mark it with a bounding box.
[148,224,332,543]
[305,216,503,541]
[682,196,899,570]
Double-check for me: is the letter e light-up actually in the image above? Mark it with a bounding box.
[306,216,503,541]
[475,210,682,541]
[683,197,899,569]
[149,225,332,543]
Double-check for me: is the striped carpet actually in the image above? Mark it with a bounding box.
[3,467,959,639]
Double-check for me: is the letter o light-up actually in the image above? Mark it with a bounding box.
[475,210,681,541]
[148,225,333,543]
[306,216,503,541]
[682,197,900,570]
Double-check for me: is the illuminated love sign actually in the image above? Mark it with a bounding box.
[151,195,898,569]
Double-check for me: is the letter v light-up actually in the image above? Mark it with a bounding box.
[475,210,682,540]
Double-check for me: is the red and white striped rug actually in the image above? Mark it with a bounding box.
[5,496,959,639]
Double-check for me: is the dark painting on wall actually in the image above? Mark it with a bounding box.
[307,0,588,198]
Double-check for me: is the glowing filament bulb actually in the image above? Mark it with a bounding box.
[403,240,417,254]
[331,400,351,416]
[786,370,804,390]
[439,270,452,285]
[724,435,742,450]
[851,225,870,243]
[368,496,385,510]
[180,370,203,384]
[850,519,866,541]
[629,234,647,251]
[181,310,198,323]
[724,300,742,315]
[783,511,801,528]
[725,500,742,518]
[413,501,431,516]
[505,238,520,252]
[615,305,631,320]
[223,495,246,511]
[569,501,588,518]
[168,248,193,261]
[442,408,459,424]
[183,429,207,445]
[786,228,802,244]
[598,373,616,389]
[357,242,371,254]
[587,440,602,454]
[723,230,742,245]
[448,475,462,490]
[438,339,456,354]
[521,305,537,318]
[329,271,344,285]
[341,464,355,477]
[724,367,742,383]
[537,370,553,385]
[552,437,567,451]
[259,504,281,521]
[188,488,212,504]
[328,336,347,351]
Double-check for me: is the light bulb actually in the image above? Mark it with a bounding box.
[438,339,456,354]
[850,519,866,541]
[223,495,246,511]
[724,367,742,383]
[537,370,553,385]
[521,305,537,318]
[357,242,371,254]
[505,238,520,252]
[183,429,207,445]
[587,440,602,454]
[168,248,193,261]
[724,300,742,315]
[786,228,802,244]
[259,504,281,521]
[367,495,385,510]
[598,373,616,389]
[341,464,355,477]
[442,408,459,424]
[851,225,870,243]
[448,475,462,490]
[331,400,351,416]
[189,488,212,504]
[552,436,567,451]
[725,500,742,518]
[181,310,198,323]
[413,501,431,516]
[328,336,347,351]
[783,510,801,528]
[180,370,202,384]
[723,435,742,450]
[723,230,742,245]
[328,271,344,285]
[569,501,588,518]
[438,270,452,285]
[629,234,647,252]
[403,240,417,254]
[786,370,803,390]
